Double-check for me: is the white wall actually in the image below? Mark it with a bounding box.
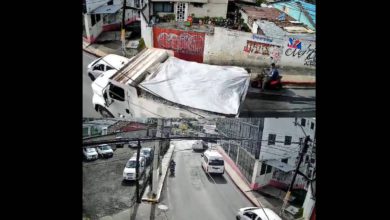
[86,0,110,13]
[188,2,228,18]
[302,181,315,220]
[259,118,316,187]
[204,27,283,66]
[254,161,274,187]
[203,27,315,69]
[84,14,104,42]
[141,14,153,48]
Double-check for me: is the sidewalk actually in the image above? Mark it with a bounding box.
[83,38,315,86]
[99,143,175,220]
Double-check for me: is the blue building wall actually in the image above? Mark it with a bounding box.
[272,0,316,30]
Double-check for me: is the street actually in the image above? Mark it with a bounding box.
[83,52,100,118]
[159,140,253,220]
[83,51,315,118]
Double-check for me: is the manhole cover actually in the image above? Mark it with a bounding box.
[158,204,169,211]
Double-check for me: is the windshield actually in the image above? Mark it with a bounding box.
[126,160,137,168]
[141,150,150,155]
[91,57,102,67]
[209,159,224,166]
[86,148,95,153]
[100,145,110,150]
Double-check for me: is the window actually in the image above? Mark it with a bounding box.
[305,155,309,162]
[260,163,266,175]
[311,122,315,130]
[281,158,288,164]
[96,14,101,22]
[106,66,114,71]
[192,3,203,8]
[108,0,113,5]
[266,165,272,174]
[153,2,174,13]
[243,212,258,220]
[93,64,104,71]
[301,118,306,126]
[284,136,292,145]
[109,84,125,101]
[91,14,96,26]
[268,134,276,145]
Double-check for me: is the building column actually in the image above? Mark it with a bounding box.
[251,160,260,190]
[236,144,240,164]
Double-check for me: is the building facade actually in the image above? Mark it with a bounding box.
[216,118,316,190]
[83,0,140,43]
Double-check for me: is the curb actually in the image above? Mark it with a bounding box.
[282,81,315,87]
[215,146,261,208]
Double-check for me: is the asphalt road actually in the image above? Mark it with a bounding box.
[83,51,315,118]
[159,140,253,220]
[83,52,101,118]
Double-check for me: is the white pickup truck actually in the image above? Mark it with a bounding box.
[91,48,250,119]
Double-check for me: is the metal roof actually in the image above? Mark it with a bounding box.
[90,5,121,14]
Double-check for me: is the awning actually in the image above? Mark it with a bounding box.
[90,5,122,14]
[264,159,295,172]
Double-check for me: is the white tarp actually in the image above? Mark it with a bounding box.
[140,57,250,115]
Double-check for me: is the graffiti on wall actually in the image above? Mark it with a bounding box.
[157,32,204,55]
[285,39,316,67]
[153,27,205,63]
[243,40,282,63]
[287,38,302,49]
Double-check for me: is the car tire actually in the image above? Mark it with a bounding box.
[98,106,114,118]
[88,73,95,81]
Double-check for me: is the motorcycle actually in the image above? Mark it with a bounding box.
[250,68,283,91]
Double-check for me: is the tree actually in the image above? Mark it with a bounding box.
[256,0,265,6]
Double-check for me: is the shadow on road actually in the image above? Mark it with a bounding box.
[206,174,228,184]
[121,180,137,186]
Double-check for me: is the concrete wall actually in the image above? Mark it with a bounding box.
[188,2,228,18]
[302,180,315,220]
[204,27,282,66]
[141,15,153,48]
[203,27,315,69]
[84,14,104,43]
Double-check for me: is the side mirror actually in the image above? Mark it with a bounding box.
[200,154,204,157]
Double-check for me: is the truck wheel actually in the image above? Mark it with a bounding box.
[98,106,114,118]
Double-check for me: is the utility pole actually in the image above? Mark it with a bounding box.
[280,135,311,215]
[135,139,141,203]
[121,0,127,56]
[150,119,163,198]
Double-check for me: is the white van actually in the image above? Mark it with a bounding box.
[201,150,225,174]
[123,156,146,181]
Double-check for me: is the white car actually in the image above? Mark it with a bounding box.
[96,144,114,158]
[87,54,130,81]
[192,140,207,151]
[83,147,98,161]
[123,156,146,181]
[236,207,282,220]
[128,141,138,148]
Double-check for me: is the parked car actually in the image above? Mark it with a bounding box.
[123,156,146,181]
[236,207,282,220]
[83,147,98,161]
[96,144,114,158]
[115,136,125,148]
[87,54,130,81]
[140,147,154,165]
[128,141,138,148]
[192,140,208,151]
